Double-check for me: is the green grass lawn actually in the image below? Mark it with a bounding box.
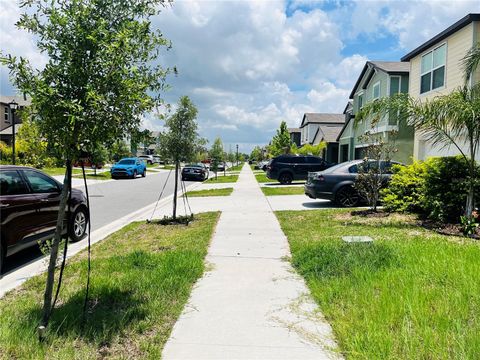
[276,209,480,359]
[73,172,112,180]
[261,186,304,196]
[255,173,274,183]
[228,164,244,172]
[0,212,220,359]
[206,175,238,183]
[185,188,233,197]
[42,168,87,176]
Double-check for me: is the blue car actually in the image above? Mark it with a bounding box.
[111,158,147,179]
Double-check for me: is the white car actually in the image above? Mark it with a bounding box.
[138,155,154,164]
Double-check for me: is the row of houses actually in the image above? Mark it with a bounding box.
[289,13,480,164]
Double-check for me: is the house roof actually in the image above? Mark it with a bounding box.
[401,13,480,61]
[300,113,345,127]
[0,95,31,107]
[313,123,344,143]
[288,127,300,133]
[0,123,22,136]
[349,61,409,99]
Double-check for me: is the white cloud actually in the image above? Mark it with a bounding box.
[2,0,480,152]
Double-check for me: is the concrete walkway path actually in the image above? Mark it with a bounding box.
[162,165,339,359]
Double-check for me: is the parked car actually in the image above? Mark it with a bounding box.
[254,160,269,170]
[181,163,209,181]
[152,155,162,164]
[217,162,226,172]
[111,158,147,179]
[138,155,155,164]
[304,159,400,207]
[266,155,333,184]
[0,166,89,273]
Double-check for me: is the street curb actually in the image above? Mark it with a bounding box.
[0,180,203,298]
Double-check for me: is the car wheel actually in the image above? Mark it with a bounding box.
[142,169,146,177]
[279,172,293,185]
[69,207,88,242]
[335,186,360,207]
[132,170,137,179]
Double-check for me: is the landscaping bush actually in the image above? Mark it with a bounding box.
[423,156,480,222]
[381,161,427,214]
[382,156,480,223]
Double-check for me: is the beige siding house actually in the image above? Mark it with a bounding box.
[401,13,480,160]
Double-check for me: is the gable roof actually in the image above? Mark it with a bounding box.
[349,61,409,99]
[401,13,480,61]
[300,113,345,127]
[0,95,30,107]
[287,127,300,133]
[312,123,344,143]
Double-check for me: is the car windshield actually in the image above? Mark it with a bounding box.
[186,164,203,168]
[118,159,135,165]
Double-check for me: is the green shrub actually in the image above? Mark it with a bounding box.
[423,156,480,222]
[382,156,480,223]
[381,161,427,213]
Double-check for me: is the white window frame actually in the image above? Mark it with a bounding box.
[372,81,380,100]
[420,42,447,95]
[356,91,364,124]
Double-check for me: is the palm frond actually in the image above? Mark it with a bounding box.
[462,43,480,84]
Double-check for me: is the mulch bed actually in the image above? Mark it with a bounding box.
[350,209,390,218]
[419,220,480,239]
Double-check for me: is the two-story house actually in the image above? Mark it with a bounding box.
[401,13,480,160]
[337,61,414,164]
[0,95,30,145]
[299,113,344,163]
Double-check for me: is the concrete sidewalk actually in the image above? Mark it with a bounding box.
[162,165,339,359]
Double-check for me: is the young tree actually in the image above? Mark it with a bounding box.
[130,129,156,155]
[1,0,171,332]
[210,137,224,179]
[158,96,199,219]
[110,140,131,163]
[296,142,327,157]
[353,132,398,211]
[16,116,48,168]
[269,121,293,156]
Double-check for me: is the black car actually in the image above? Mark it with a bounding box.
[304,160,400,207]
[0,166,89,273]
[181,163,209,181]
[266,155,333,184]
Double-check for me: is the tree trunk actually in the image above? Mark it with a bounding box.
[39,160,71,331]
[173,160,179,220]
[465,147,476,217]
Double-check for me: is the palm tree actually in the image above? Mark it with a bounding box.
[358,43,480,218]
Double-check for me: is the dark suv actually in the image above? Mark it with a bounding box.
[266,155,334,184]
[0,166,89,273]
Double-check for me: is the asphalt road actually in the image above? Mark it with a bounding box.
[4,170,195,273]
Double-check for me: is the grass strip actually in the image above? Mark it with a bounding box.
[185,188,233,197]
[276,209,480,359]
[255,173,273,183]
[0,212,220,359]
[73,172,112,180]
[206,175,238,183]
[261,186,304,196]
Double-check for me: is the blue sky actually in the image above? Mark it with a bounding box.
[1,0,480,152]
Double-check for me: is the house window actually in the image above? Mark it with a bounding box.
[4,107,9,122]
[420,43,446,94]
[358,94,363,110]
[372,82,380,99]
[390,76,400,95]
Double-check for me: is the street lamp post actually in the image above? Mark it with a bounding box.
[236,144,239,167]
[8,100,19,165]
